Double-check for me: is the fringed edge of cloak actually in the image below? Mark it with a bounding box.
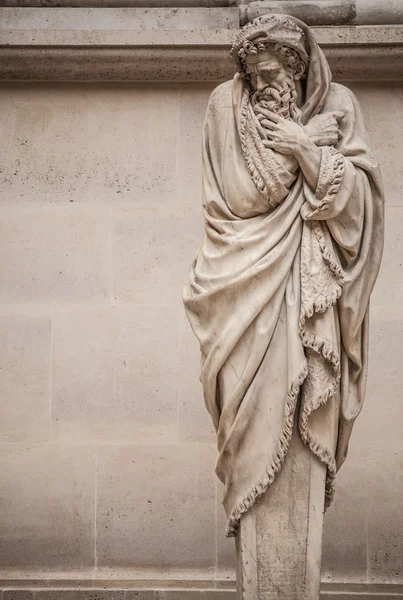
[238,85,292,208]
[298,220,345,509]
[224,360,309,537]
[297,332,339,508]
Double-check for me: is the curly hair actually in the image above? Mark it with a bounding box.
[238,39,306,81]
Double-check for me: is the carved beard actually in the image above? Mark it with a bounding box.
[250,69,302,123]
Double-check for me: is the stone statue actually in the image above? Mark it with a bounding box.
[183,14,384,599]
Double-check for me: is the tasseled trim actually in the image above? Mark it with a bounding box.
[225,361,309,537]
[302,147,346,220]
[298,342,338,508]
[316,146,345,202]
[303,431,337,508]
[312,220,344,281]
[238,87,293,208]
[299,219,345,509]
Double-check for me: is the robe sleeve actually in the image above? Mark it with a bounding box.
[300,83,382,272]
[300,146,356,222]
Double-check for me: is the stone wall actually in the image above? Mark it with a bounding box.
[1,4,403,598]
[1,78,403,598]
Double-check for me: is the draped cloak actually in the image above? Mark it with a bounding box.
[183,26,384,537]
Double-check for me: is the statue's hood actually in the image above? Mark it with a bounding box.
[231,14,332,125]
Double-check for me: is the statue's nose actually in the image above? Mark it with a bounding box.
[256,74,268,91]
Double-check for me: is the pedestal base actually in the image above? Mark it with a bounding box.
[235,425,327,600]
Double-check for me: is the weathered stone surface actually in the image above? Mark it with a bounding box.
[0,82,179,206]
[322,447,367,581]
[1,26,403,81]
[0,206,110,303]
[348,84,403,205]
[125,593,155,600]
[0,83,95,204]
[324,595,403,600]
[3,589,403,599]
[242,0,355,26]
[3,592,34,600]
[0,445,95,569]
[52,306,179,444]
[163,594,237,599]
[85,84,180,206]
[236,429,326,600]
[0,7,239,30]
[112,205,203,307]
[356,0,403,24]
[34,593,126,600]
[0,0,237,5]
[2,0,403,27]
[0,308,51,443]
[96,444,216,568]
[367,448,403,582]
[370,208,403,310]
[244,0,403,26]
[352,307,403,449]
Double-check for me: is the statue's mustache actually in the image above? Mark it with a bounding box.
[259,80,284,95]
[255,78,292,99]
[250,75,302,123]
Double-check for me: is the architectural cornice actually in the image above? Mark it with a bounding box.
[2,0,403,27]
[1,25,403,81]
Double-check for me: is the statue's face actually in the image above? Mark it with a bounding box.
[245,48,289,93]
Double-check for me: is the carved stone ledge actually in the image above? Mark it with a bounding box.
[0,0,237,5]
[0,583,403,599]
[2,0,403,27]
[1,26,403,81]
[0,6,240,30]
[241,0,356,26]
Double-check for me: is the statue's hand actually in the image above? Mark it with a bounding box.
[255,107,309,156]
[304,112,345,147]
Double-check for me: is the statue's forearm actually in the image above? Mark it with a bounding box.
[293,136,322,191]
[273,151,299,174]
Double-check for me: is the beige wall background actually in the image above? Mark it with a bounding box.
[0,80,401,586]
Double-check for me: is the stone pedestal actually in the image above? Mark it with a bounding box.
[235,424,327,600]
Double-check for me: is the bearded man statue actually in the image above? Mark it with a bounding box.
[183,14,383,599]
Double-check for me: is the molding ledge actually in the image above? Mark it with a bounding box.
[1,583,403,599]
[1,25,403,81]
